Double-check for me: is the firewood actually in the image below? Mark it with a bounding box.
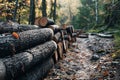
[0,41,57,80]
[0,28,54,57]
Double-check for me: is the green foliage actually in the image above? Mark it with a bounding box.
[72,0,96,30]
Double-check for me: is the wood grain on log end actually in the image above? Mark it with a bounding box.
[39,17,54,27]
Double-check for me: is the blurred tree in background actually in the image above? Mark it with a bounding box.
[72,0,120,31]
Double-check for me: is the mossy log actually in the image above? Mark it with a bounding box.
[0,28,53,57]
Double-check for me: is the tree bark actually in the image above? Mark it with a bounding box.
[53,0,56,23]
[52,32,61,43]
[16,58,54,80]
[66,25,74,37]
[29,0,35,25]
[48,25,61,34]
[42,0,47,17]
[0,21,39,34]
[0,28,53,57]
[0,41,57,80]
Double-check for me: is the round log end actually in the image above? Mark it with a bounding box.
[39,17,48,27]
[0,60,6,80]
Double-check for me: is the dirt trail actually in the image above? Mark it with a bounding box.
[44,34,119,80]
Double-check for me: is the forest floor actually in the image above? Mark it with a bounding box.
[44,34,120,80]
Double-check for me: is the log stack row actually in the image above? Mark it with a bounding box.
[35,17,76,63]
[0,17,76,80]
[0,20,57,80]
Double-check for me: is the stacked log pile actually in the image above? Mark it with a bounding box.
[0,17,76,80]
[35,17,76,63]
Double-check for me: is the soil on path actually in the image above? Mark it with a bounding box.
[44,34,120,80]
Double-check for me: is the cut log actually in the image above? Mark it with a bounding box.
[0,61,6,80]
[72,33,77,37]
[96,33,114,38]
[0,21,19,34]
[64,35,71,41]
[57,42,63,60]
[0,21,39,34]
[0,28,54,57]
[48,25,61,34]
[52,50,59,63]
[61,31,67,53]
[18,24,39,31]
[52,32,61,43]
[16,58,54,80]
[38,17,55,27]
[0,41,57,80]
[66,25,74,37]
[78,33,89,38]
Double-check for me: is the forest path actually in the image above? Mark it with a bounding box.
[44,34,119,80]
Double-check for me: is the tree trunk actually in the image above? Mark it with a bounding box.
[0,28,53,57]
[13,0,18,21]
[16,58,54,80]
[53,0,56,22]
[42,0,47,17]
[0,41,57,80]
[29,0,35,25]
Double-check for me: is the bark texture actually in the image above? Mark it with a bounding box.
[17,58,54,80]
[0,21,39,34]
[0,41,57,80]
[0,28,54,57]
